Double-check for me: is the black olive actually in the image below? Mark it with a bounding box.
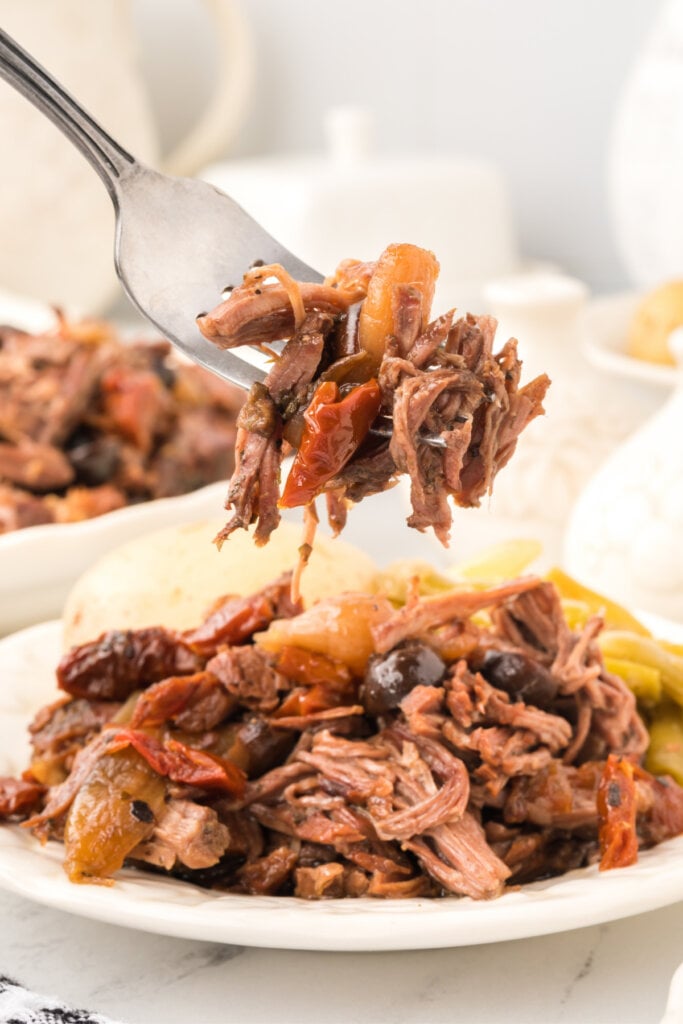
[67,435,121,485]
[479,649,558,708]
[361,642,446,716]
[65,425,94,451]
[231,718,298,778]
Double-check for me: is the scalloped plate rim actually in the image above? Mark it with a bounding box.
[0,478,228,560]
[0,481,230,636]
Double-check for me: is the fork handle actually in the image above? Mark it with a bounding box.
[0,28,136,200]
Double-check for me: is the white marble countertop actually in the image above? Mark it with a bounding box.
[1,888,681,1024]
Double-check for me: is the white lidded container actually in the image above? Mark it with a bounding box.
[201,106,519,312]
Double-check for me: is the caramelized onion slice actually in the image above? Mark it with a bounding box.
[358,244,439,372]
[63,749,167,884]
[255,593,394,675]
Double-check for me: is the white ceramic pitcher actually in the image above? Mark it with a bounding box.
[0,0,252,311]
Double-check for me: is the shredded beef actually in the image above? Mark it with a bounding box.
[0,440,74,491]
[405,812,510,900]
[130,673,236,732]
[0,777,45,817]
[129,799,230,871]
[214,312,334,547]
[152,407,237,497]
[0,483,54,531]
[235,846,299,895]
[372,577,540,654]
[48,483,127,523]
[24,728,120,832]
[198,285,351,350]
[208,646,288,714]
[5,571,683,900]
[197,250,549,554]
[29,696,120,784]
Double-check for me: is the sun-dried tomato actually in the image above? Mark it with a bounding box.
[597,754,639,870]
[280,379,382,507]
[100,366,172,454]
[110,729,246,797]
[58,628,200,701]
[273,646,358,717]
[184,573,301,657]
[276,646,352,689]
[275,681,359,719]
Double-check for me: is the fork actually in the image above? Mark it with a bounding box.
[0,27,320,392]
[0,28,446,448]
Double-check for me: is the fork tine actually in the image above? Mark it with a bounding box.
[368,424,446,449]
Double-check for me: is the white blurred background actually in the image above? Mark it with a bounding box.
[0,0,669,309]
[133,0,660,292]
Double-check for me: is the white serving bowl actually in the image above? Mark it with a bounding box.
[0,289,243,636]
[0,481,229,637]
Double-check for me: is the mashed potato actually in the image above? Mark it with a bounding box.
[63,519,377,648]
[627,280,683,366]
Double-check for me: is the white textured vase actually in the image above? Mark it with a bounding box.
[564,331,683,622]
[609,0,683,285]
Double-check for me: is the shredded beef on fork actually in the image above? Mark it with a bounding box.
[196,246,550,562]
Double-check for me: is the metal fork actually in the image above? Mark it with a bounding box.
[0,28,446,449]
[0,27,319,392]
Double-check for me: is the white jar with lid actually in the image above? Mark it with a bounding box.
[202,105,519,310]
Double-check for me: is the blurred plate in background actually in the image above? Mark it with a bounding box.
[582,291,677,390]
[0,289,240,636]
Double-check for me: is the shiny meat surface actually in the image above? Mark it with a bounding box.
[197,248,550,552]
[3,572,682,897]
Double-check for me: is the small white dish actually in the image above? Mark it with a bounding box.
[582,291,677,389]
[1,613,683,951]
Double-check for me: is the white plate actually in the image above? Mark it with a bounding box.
[1,617,683,951]
[582,291,677,389]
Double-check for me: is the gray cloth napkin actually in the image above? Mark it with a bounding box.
[0,975,121,1024]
